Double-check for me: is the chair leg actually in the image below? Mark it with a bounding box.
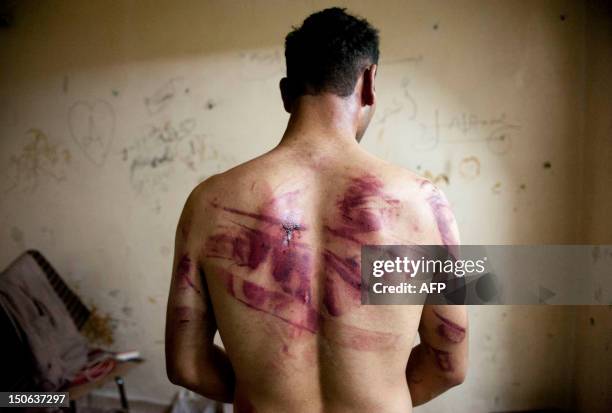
[115,376,129,412]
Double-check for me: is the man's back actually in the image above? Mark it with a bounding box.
[165,8,467,411]
[176,143,450,412]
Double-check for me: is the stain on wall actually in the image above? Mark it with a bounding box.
[81,307,115,346]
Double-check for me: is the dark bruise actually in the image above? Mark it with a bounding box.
[206,193,312,304]
[176,255,201,294]
[170,305,203,327]
[221,270,319,333]
[325,174,400,244]
[426,191,456,245]
[206,224,271,270]
[323,250,361,291]
[420,180,458,257]
[242,280,267,307]
[429,346,453,372]
[220,269,399,352]
[204,182,402,351]
[211,201,286,226]
[322,250,361,316]
[272,246,311,303]
[322,319,401,351]
[323,275,341,317]
[433,310,466,343]
[177,255,191,275]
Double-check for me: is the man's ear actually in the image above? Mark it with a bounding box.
[361,64,377,107]
[280,78,292,113]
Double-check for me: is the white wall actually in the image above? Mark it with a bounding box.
[0,0,609,410]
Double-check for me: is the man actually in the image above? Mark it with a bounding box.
[165,7,467,412]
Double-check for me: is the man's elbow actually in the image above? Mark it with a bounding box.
[168,366,204,394]
[166,356,197,389]
[166,362,186,386]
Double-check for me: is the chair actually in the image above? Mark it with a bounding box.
[0,250,140,412]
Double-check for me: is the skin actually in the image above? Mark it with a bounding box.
[165,63,468,412]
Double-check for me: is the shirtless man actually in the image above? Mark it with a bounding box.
[165,7,467,412]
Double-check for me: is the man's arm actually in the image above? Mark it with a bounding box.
[407,182,468,405]
[165,192,235,402]
[407,305,468,405]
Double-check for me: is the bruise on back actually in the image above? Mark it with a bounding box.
[434,309,466,344]
[322,174,403,317]
[324,174,400,244]
[205,190,312,304]
[201,173,428,353]
[418,178,459,257]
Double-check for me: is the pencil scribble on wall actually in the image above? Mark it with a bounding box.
[486,125,516,155]
[68,99,116,166]
[412,110,519,155]
[400,78,418,120]
[144,77,183,115]
[381,54,424,66]
[413,109,440,151]
[4,128,71,193]
[239,49,283,80]
[377,77,418,125]
[122,118,228,195]
[377,99,403,125]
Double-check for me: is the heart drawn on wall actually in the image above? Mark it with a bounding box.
[68,99,116,166]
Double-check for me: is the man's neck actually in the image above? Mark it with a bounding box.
[278,93,361,151]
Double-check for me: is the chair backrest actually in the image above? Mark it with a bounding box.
[26,250,91,329]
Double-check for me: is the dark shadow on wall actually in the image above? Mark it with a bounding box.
[573,1,612,413]
[0,0,316,83]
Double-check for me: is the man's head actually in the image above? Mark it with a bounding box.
[281,7,380,141]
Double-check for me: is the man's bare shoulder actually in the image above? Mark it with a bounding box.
[181,150,456,237]
[178,157,279,232]
[359,154,446,204]
[194,153,284,194]
[184,158,266,201]
[359,155,459,245]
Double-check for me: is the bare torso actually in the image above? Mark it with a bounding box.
[172,142,456,412]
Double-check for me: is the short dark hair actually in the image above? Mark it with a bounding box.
[284,7,379,97]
